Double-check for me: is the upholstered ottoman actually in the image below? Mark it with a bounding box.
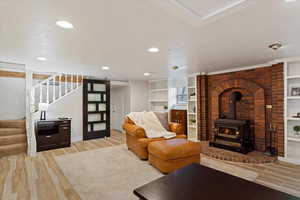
[148,139,201,174]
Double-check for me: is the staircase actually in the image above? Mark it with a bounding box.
[31,73,83,112]
[21,73,84,156]
[0,120,27,157]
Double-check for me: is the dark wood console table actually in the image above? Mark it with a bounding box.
[35,119,71,152]
[134,163,299,200]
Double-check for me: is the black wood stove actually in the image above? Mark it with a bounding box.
[209,91,254,154]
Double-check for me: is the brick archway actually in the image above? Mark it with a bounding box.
[211,79,266,151]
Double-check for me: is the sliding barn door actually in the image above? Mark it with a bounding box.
[83,79,110,140]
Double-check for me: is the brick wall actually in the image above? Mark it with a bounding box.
[197,63,284,156]
[197,75,208,141]
[271,64,284,156]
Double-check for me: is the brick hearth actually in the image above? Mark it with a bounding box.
[201,142,277,164]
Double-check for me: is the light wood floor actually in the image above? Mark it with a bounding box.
[0,130,126,200]
[0,130,299,200]
[225,158,300,196]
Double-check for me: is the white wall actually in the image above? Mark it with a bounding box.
[34,87,83,143]
[30,80,148,142]
[129,80,149,112]
[0,77,26,120]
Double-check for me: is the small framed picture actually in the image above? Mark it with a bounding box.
[291,87,300,96]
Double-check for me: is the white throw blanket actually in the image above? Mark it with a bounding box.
[127,111,176,139]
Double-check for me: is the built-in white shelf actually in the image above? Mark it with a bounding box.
[287,137,300,142]
[287,117,300,121]
[284,60,300,164]
[149,100,168,102]
[187,76,198,142]
[150,88,168,92]
[287,96,300,100]
[149,79,168,83]
[149,79,169,112]
[287,75,300,80]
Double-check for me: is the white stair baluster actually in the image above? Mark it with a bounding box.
[52,76,56,102]
[31,73,82,114]
[71,74,74,90]
[31,88,35,112]
[46,80,49,104]
[59,74,62,98]
[76,74,79,88]
[39,84,42,103]
[65,74,68,95]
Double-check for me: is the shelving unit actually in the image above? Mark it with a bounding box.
[83,79,110,140]
[187,76,198,142]
[149,79,169,112]
[282,59,300,164]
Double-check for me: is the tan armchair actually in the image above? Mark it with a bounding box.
[122,117,186,160]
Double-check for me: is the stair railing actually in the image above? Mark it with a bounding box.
[31,73,83,112]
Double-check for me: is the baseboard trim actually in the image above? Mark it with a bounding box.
[278,156,300,165]
[71,136,83,143]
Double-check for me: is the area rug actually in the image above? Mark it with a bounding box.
[55,145,162,200]
[55,145,299,199]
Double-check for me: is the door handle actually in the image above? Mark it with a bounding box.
[45,135,52,138]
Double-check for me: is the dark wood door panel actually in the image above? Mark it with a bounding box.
[83,79,110,140]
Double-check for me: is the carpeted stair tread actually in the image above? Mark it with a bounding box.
[0,143,27,157]
[0,134,26,146]
[0,120,26,128]
[0,128,25,136]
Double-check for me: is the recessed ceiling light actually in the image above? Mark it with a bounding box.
[144,72,151,76]
[56,21,74,29]
[148,47,159,53]
[102,66,110,71]
[37,57,47,61]
[285,0,296,2]
[269,43,282,50]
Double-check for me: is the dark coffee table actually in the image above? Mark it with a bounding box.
[134,163,300,200]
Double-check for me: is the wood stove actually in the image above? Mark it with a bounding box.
[210,119,253,154]
[209,91,254,154]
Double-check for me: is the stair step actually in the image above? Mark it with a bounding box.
[0,143,27,157]
[0,134,26,146]
[0,120,25,128]
[0,128,25,136]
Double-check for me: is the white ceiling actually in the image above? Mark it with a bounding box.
[0,0,299,80]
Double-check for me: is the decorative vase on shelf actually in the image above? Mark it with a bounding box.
[190,119,196,127]
[293,126,300,137]
[190,93,196,100]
